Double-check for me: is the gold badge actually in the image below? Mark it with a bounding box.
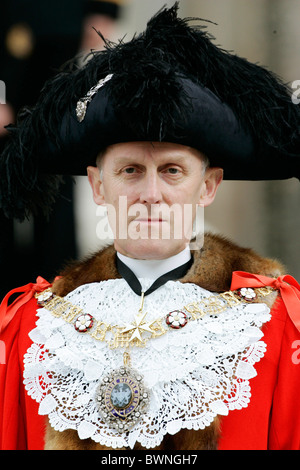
[96,353,149,432]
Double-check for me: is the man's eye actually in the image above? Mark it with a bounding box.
[166,167,180,174]
[124,167,137,174]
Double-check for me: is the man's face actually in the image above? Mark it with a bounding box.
[88,142,222,259]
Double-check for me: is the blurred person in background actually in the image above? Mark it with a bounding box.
[0,0,124,301]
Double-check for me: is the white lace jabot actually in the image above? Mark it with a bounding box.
[23,279,271,449]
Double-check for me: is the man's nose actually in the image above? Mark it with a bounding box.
[139,172,163,204]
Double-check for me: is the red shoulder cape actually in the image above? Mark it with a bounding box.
[1,273,300,450]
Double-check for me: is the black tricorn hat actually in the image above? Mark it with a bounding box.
[1,2,300,220]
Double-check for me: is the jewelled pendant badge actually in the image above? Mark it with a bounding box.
[96,353,149,433]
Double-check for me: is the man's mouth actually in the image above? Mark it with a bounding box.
[135,218,165,223]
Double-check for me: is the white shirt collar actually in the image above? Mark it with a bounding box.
[116,246,191,280]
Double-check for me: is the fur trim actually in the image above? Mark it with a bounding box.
[44,417,220,451]
[52,232,284,296]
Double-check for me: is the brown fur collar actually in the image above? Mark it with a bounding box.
[52,232,284,296]
[46,233,284,450]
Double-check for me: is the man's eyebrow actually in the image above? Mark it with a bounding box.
[111,156,139,164]
[112,153,189,162]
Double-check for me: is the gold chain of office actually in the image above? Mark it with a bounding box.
[35,285,274,350]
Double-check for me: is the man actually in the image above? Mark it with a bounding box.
[0,4,300,450]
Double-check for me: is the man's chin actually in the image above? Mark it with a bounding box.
[114,239,189,260]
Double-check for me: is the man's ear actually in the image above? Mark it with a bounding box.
[87,166,105,205]
[199,167,223,207]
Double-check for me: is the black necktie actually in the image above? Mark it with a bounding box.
[116,255,193,297]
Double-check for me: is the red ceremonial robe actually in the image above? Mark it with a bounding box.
[1,238,300,450]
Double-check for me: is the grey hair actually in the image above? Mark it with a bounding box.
[96,150,105,180]
[200,154,210,176]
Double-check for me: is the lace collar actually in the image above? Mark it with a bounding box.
[24,279,271,449]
